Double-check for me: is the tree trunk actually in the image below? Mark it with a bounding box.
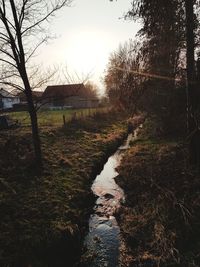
[25,87,42,171]
[7,0,43,171]
[185,0,200,165]
[20,67,42,171]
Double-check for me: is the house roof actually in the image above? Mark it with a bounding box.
[32,91,43,98]
[18,90,43,101]
[43,84,86,99]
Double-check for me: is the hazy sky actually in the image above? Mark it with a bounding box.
[37,0,140,94]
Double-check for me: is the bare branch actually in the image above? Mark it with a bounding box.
[9,0,26,66]
[32,70,57,90]
[0,32,10,43]
[0,81,24,91]
[0,72,20,80]
[19,0,29,28]
[0,58,17,68]
[22,0,72,36]
[25,37,48,63]
[5,17,16,31]
[1,0,6,16]
[0,6,20,67]
[0,47,15,60]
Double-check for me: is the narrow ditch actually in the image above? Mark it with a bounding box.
[80,127,141,267]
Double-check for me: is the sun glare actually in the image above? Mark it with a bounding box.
[64,31,109,74]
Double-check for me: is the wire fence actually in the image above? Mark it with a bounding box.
[9,107,110,128]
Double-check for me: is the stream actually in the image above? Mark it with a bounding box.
[83,130,139,267]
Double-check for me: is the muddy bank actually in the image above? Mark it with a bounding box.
[0,112,128,267]
[115,117,200,267]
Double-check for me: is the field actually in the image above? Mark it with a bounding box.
[0,111,127,267]
[8,108,107,127]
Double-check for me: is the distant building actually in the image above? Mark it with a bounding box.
[18,90,43,104]
[16,90,43,110]
[42,83,99,109]
[0,88,20,110]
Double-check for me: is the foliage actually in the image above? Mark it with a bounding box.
[84,81,99,99]
[106,1,197,128]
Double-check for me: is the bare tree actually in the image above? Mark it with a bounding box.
[83,81,99,99]
[104,40,147,113]
[0,0,72,170]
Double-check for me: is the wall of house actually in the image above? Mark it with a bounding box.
[2,97,20,109]
[43,96,99,109]
[0,98,3,109]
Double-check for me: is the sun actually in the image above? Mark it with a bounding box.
[64,31,109,74]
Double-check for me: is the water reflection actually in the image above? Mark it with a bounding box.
[84,134,133,267]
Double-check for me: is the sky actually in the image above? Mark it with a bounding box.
[37,0,141,95]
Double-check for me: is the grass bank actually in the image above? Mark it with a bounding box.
[116,116,200,267]
[0,111,127,267]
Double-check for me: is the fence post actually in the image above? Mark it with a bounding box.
[63,114,66,128]
[73,112,77,121]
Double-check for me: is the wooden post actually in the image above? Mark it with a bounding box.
[72,112,77,121]
[63,114,66,127]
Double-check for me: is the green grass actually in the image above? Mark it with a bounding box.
[9,108,107,127]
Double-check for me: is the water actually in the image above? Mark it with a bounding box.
[83,133,135,267]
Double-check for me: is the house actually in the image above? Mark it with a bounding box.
[0,88,20,110]
[42,83,99,109]
[18,90,43,104]
[9,90,44,111]
[16,90,43,110]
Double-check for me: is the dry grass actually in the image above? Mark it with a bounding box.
[0,111,127,267]
[116,116,200,267]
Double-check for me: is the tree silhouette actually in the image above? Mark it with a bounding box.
[0,0,72,170]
